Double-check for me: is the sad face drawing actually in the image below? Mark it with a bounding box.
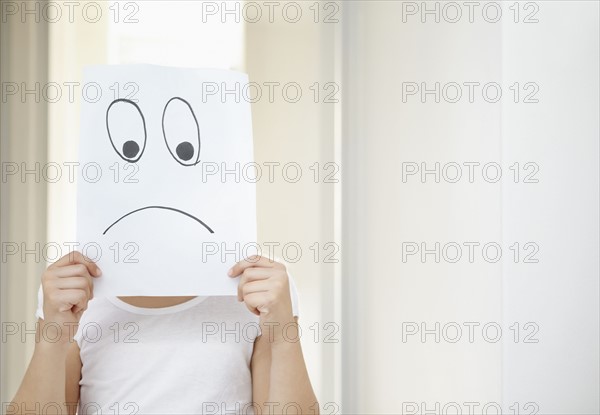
[77,65,256,296]
[103,97,214,236]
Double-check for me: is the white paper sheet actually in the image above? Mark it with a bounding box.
[77,64,256,296]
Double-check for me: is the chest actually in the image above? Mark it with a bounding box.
[76,297,259,411]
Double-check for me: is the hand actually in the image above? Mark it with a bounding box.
[41,251,102,343]
[228,255,296,342]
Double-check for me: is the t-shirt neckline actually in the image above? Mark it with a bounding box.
[107,295,209,315]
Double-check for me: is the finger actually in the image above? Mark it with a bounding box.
[241,280,271,297]
[49,251,102,277]
[237,268,273,301]
[51,264,94,298]
[241,292,265,316]
[228,255,277,277]
[58,289,88,313]
[52,263,92,278]
[54,276,92,300]
[240,267,272,284]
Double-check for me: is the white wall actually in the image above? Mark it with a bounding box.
[341,1,599,413]
[342,2,503,412]
[502,2,600,413]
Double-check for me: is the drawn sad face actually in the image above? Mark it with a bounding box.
[102,97,214,237]
[77,66,255,296]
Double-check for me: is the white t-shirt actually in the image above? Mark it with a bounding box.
[35,276,300,414]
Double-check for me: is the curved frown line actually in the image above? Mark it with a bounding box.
[103,206,214,235]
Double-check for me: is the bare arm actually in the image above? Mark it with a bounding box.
[65,341,82,414]
[9,319,70,414]
[231,257,318,414]
[8,251,99,415]
[8,322,81,415]
[251,316,319,414]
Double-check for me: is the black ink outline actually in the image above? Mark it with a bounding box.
[106,99,148,163]
[162,97,201,166]
[103,206,214,235]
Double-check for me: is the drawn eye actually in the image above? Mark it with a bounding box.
[106,99,147,163]
[162,97,201,166]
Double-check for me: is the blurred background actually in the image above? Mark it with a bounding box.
[1,1,598,413]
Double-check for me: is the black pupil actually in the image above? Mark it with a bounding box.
[123,140,140,159]
[176,141,194,161]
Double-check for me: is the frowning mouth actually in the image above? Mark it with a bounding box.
[103,206,214,235]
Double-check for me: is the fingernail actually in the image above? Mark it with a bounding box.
[227,268,233,277]
[96,268,102,277]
